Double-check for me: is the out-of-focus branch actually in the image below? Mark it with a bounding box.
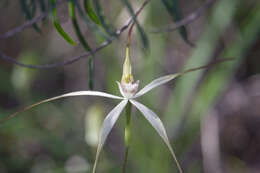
[0,0,66,40]
[0,0,150,69]
[0,13,47,40]
[151,0,216,33]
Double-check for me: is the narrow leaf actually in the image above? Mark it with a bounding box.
[68,0,92,50]
[161,0,193,46]
[20,0,41,33]
[68,0,95,89]
[51,0,76,45]
[84,0,101,25]
[130,100,183,173]
[121,0,149,50]
[72,0,109,40]
[88,58,94,90]
[53,21,76,45]
[0,91,123,124]
[92,0,117,36]
[38,0,47,21]
[92,99,128,173]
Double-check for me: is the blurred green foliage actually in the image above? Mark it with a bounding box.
[1,0,260,173]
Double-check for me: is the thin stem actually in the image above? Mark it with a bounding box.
[0,0,66,40]
[123,102,132,173]
[122,147,129,173]
[127,0,149,47]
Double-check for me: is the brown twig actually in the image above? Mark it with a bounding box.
[0,0,66,40]
[0,13,47,40]
[151,0,216,33]
[127,0,149,45]
[0,0,150,69]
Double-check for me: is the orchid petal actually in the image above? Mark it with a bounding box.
[130,100,183,173]
[134,60,234,98]
[116,81,127,98]
[58,91,123,100]
[0,91,123,124]
[133,73,181,98]
[92,99,128,173]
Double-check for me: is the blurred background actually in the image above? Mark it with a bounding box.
[0,0,260,172]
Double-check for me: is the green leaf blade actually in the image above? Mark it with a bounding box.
[51,0,76,46]
[93,0,117,37]
[84,0,101,25]
[68,0,95,90]
[161,0,193,46]
[68,0,91,50]
[121,0,150,51]
[38,0,47,22]
[53,21,76,45]
[20,0,41,33]
[72,0,110,40]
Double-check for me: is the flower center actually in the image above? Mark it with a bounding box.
[120,80,139,98]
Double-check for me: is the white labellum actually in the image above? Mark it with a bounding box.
[117,80,139,98]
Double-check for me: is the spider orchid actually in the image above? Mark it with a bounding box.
[1,45,231,173]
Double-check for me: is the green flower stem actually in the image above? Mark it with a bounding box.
[123,102,132,173]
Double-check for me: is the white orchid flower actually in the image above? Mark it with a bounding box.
[1,44,230,173]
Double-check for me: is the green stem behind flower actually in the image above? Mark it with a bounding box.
[123,102,132,173]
